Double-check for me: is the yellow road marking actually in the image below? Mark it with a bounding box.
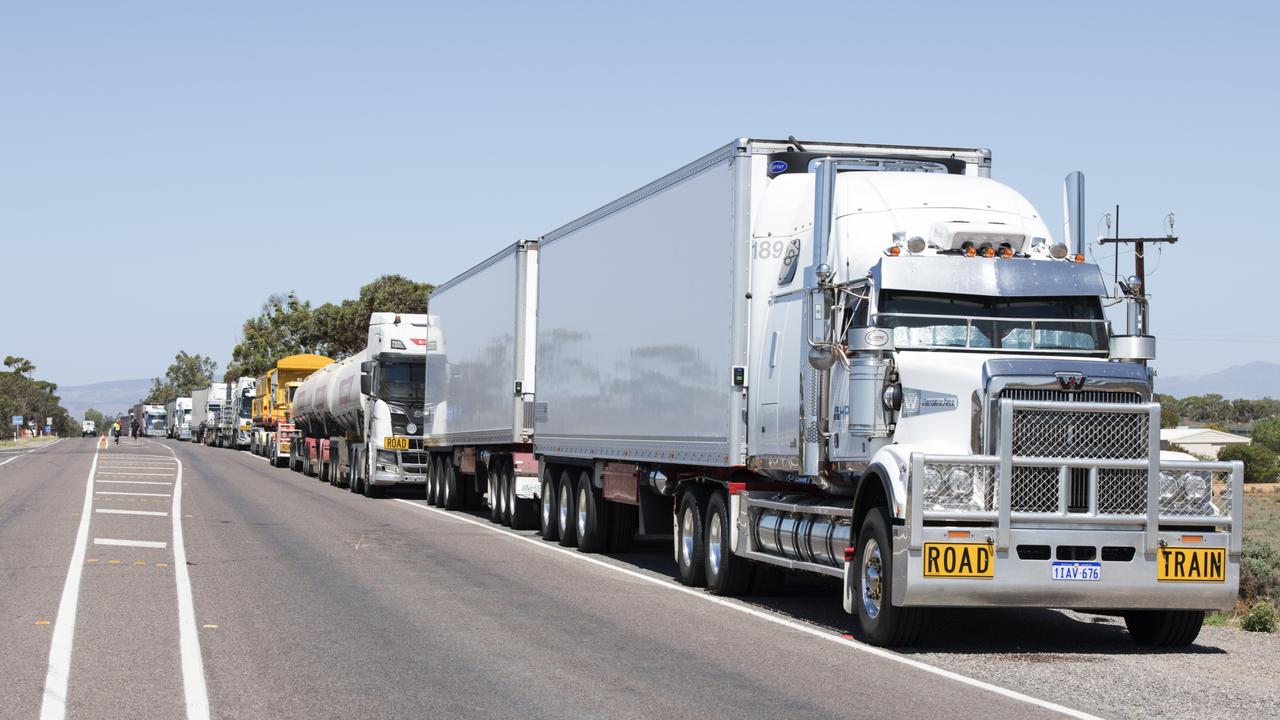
[86,558,98,564]
[133,560,147,566]
[201,624,218,629]
[107,560,121,565]
[35,620,50,625]
[156,563,169,568]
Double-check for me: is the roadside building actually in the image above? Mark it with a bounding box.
[1159,426,1252,459]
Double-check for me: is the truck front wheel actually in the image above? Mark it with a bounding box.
[855,507,923,647]
[1123,610,1204,647]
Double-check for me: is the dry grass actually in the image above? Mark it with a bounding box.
[1245,485,1280,547]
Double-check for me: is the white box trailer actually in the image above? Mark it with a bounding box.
[191,383,226,444]
[424,242,541,525]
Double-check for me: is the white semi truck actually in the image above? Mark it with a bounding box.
[191,383,226,444]
[291,313,434,496]
[164,397,193,440]
[424,138,1242,647]
[131,403,167,438]
[214,377,255,449]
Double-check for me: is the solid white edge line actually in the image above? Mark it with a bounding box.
[0,437,64,467]
[95,509,169,517]
[39,445,96,720]
[163,444,210,720]
[390,498,1105,720]
[93,538,168,549]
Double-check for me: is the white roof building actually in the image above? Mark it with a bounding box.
[1159,426,1252,460]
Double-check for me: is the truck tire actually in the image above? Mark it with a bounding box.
[1123,610,1204,647]
[500,465,515,527]
[442,456,465,511]
[704,491,751,596]
[575,469,606,553]
[676,487,709,587]
[855,507,923,647]
[540,469,559,541]
[488,459,504,523]
[556,470,578,547]
[605,503,638,553]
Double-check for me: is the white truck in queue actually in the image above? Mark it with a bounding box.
[164,397,193,440]
[214,377,255,449]
[131,403,167,438]
[191,382,226,444]
[422,138,1242,647]
[290,313,434,496]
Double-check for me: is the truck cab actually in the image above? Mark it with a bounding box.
[360,313,433,489]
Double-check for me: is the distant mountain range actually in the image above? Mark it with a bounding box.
[57,378,152,419]
[1158,361,1280,399]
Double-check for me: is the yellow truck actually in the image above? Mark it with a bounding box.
[251,354,334,467]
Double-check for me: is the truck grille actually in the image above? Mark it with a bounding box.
[998,389,1149,515]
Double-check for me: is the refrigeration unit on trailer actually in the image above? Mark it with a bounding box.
[425,138,1241,647]
[251,354,333,467]
[292,313,435,496]
[165,397,192,440]
[423,241,542,527]
[191,383,226,444]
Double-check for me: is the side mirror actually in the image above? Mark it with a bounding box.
[359,375,371,395]
[360,361,374,374]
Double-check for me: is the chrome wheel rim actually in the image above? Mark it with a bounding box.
[577,486,588,537]
[680,505,694,568]
[442,472,451,504]
[707,510,722,577]
[861,537,883,619]
[504,474,514,517]
[559,483,571,533]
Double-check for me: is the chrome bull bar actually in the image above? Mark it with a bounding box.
[909,399,1244,556]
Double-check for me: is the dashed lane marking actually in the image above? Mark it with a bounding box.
[95,509,168,517]
[391,497,1106,720]
[94,491,171,497]
[93,538,168,549]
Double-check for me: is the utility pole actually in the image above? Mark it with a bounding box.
[1097,205,1178,337]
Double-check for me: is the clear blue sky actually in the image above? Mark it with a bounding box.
[1,1,1274,387]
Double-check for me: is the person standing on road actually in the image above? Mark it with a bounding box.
[129,416,140,446]
[112,420,121,445]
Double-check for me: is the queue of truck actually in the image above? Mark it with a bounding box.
[157,138,1242,648]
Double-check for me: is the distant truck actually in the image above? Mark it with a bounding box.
[213,377,256,449]
[131,403,167,438]
[191,383,227,444]
[291,313,434,496]
[165,397,193,440]
[251,354,333,467]
[81,420,96,437]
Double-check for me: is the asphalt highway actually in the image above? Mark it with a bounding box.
[2,437,1099,719]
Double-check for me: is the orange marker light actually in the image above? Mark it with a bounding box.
[1073,253,1085,263]
[981,247,995,258]
[947,530,971,539]
[964,246,977,257]
[1181,535,1205,543]
[887,246,902,256]
[1000,247,1014,259]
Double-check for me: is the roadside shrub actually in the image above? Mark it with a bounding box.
[1219,443,1279,483]
[1240,538,1280,605]
[1241,601,1277,633]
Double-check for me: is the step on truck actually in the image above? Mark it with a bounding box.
[251,354,333,467]
[191,382,226,444]
[423,137,1242,647]
[291,313,434,496]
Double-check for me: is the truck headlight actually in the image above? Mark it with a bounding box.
[923,466,943,497]
[406,422,417,435]
[946,467,973,497]
[1181,472,1209,501]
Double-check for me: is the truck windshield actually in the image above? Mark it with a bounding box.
[239,396,253,417]
[379,361,425,403]
[876,292,1107,354]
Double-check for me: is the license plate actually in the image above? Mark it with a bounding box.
[922,542,993,578]
[383,436,409,450]
[1052,561,1101,581]
[1157,547,1226,582]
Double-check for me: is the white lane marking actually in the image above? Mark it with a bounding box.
[95,509,169,517]
[0,438,64,467]
[39,446,96,720]
[93,538,168,549]
[94,490,171,497]
[391,498,1104,720]
[97,470,176,474]
[96,480,173,486]
[161,444,210,720]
